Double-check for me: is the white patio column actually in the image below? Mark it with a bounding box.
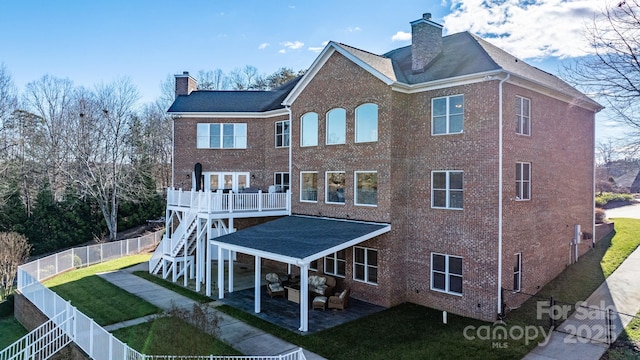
[218,245,224,299]
[254,255,262,313]
[195,230,201,292]
[228,250,234,293]
[205,239,212,296]
[299,263,309,332]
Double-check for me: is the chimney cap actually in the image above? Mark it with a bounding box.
[423,13,431,20]
[183,71,189,75]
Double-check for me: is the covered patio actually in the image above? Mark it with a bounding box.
[210,215,391,332]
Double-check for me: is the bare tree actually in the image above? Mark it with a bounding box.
[0,232,30,300]
[65,77,143,241]
[197,69,229,90]
[0,64,18,206]
[22,75,75,201]
[563,1,640,151]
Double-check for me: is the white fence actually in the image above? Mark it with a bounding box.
[4,231,305,360]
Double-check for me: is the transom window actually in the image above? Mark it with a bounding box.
[301,112,318,147]
[516,96,531,136]
[432,95,464,135]
[354,246,378,284]
[275,120,290,148]
[274,172,290,192]
[431,253,463,295]
[300,171,318,202]
[324,250,346,277]
[197,123,247,149]
[326,108,346,145]
[432,171,463,210]
[355,171,377,206]
[516,162,531,200]
[355,103,378,143]
[326,171,346,204]
[514,253,522,292]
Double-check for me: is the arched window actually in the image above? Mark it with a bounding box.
[326,108,346,145]
[355,103,378,143]
[301,112,318,147]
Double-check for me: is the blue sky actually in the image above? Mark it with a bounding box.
[0,0,627,142]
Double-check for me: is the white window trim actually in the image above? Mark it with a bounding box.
[430,252,463,296]
[324,251,346,278]
[300,112,318,147]
[354,170,378,207]
[514,253,522,293]
[326,108,346,145]
[516,162,531,201]
[431,170,464,210]
[197,123,247,149]
[273,172,289,192]
[353,246,378,285]
[355,103,379,143]
[299,171,318,203]
[431,94,464,136]
[275,120,290,148]
[325,171,346,205]
[516,96,531,136]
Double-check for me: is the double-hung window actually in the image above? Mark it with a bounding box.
[324,250,346,277]
[197,123,247,149]
[355,171,377,206]
[516,96,531,136]
[355,103,378,143]
[516,162,531,200]
[432,95,464,135]
[326,108,346,145]
[431,253,463,295]
[301,112,318,147]
[513,253,522,292]
[432,171,463,209]
[354,246,378,284]
[300,171,318,202]
[326,171,345,204]
[275,120,290,147]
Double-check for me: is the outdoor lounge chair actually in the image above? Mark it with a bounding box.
[328,288,350,310]
[265,272,285,298]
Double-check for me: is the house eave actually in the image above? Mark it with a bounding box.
[168,108,289,119]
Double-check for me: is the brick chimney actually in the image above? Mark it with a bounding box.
[410,13,444,73]
[175,71,197,98]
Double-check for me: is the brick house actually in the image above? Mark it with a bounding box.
[157,13,602,331]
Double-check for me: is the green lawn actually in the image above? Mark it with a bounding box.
[44,255,160,326]
[133,271,211,303]
[0,317,28,349]
[112,316,241,356]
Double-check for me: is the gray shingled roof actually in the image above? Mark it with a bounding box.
[167,76,301,113]
[211,216,390,261]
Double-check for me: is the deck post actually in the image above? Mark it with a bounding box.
[206,239,212,296]
[255,255,262,313]
[218,245,224,299]
[228,249,234,293]
[300,263,309,332]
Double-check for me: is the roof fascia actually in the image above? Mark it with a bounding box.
[169,108,289,119]
[391,70,504,94]
[282,42,394,106]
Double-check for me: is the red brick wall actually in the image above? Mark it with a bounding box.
[173,114,289,190]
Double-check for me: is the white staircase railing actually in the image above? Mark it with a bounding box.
[4,232,306,360]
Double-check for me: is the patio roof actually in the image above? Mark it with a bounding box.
[210,215,391,266]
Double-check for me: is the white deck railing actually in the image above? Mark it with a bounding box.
[4,231,306,360]
[167,188,290,214]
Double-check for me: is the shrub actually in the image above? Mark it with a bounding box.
[0,295,14,317]
[595,192,635,207]
[595,208,607,224]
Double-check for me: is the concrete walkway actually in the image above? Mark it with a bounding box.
[523,215,640,359]
[98,264,326,360]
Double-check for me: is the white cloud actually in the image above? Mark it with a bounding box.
[282,41,304,50]
[443,0,603,60]
[308,47,324,53]
[347,26,362,32]
[258,43,270,50]
[279,49,286,54]
[391,31,412,42]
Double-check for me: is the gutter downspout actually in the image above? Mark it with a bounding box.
[171,115,175,188]
[497,73,510,318]
[286,106,293,216]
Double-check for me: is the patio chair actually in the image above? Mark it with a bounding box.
[328,288,350,310]
[265,272,285,298]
